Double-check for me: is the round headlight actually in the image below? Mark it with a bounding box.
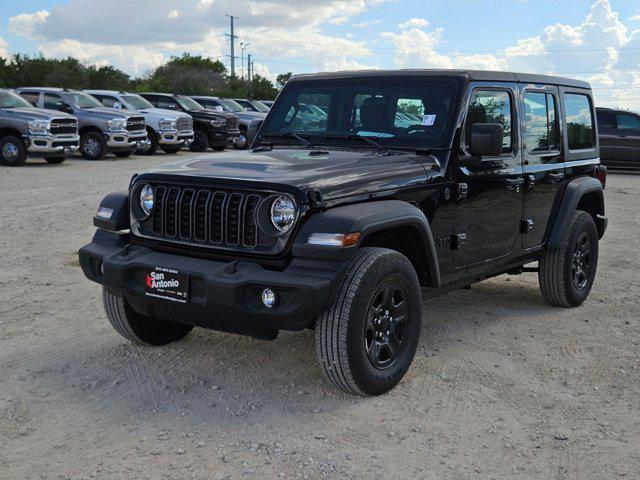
[270,195,297,233]
[139,184,154,216]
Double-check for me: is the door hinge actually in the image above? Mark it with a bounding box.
[456,183,468,200]
[520,219,534,233]
[451,233,467,250]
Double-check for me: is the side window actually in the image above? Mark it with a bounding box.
[156,97,179,109]
[596,110,615,131]
[564,93,594,150]
[43,93,64,111]
[19,92,39,106]
[394,98,425,128]
[524,91,559,153]
[616,113,640,133]
[465,89,512,153]
[96,95,118,107]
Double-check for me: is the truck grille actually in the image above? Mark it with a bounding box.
[176,116,193,132]
[142,185,263,249]
[225,116,239,132]
[50,118,78,135]
[126,116,146,132]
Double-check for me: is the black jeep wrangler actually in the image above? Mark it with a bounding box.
[79,70,607,396]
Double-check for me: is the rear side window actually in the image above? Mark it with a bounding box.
[465,90,512,153]
[564,93,594,150]
[596,110,615,130]
[524,92,559,153]
[93,94,118,107]
[19,92,39,106]
[616,113,640,133]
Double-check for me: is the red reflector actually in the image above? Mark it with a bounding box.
[596,166,606,189]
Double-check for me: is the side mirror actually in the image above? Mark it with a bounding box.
[470,123,503,157]
[113,101,123,110]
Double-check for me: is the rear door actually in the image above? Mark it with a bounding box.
[520,86,565,248]
[615,112,640,168]
[596,109,618,166]
[453,84,524,266]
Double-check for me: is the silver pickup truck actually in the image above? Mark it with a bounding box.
[0,89,79,166]
[85,90,194,155]
[16,88,149,160]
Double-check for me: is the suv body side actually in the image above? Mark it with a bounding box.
[17,88,149,154]
[596,107,640,169]
[85,90,195,149]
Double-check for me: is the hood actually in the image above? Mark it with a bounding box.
[0,107,75,121]
[235,111,267,121]
[78,107,135,119]
[137,148,438,203]
[186,108,227,119]
[136,107,185,119]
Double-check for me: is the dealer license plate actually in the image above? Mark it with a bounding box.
[145,266,189,303]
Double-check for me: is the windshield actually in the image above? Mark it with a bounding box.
[176,96,203,111]
[64,92,103,109]
[0,90,34,109]
[259,77,462,150]
[122,94,153,110]
[250,100,270,113]
[220,99,245,113]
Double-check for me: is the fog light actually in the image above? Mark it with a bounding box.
[261,288,277,308]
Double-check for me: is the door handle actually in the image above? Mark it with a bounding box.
[505,178,524,192]
[548,171,565,183]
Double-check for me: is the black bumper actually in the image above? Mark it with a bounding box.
[79,231,347,337]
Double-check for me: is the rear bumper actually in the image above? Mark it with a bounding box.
[25,134,79,156]
[79,231,346,336]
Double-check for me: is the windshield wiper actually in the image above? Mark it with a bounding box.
[262,133,317,149]
[324,134,389,156]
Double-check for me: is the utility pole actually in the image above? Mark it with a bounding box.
[247,54,252,81]
[240,42,249,80]
[225,14,238,77]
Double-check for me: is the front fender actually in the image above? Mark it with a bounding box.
[93,191,130,231]
[292,200,441,287]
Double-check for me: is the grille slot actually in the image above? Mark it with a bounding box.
[225,116,239,132]
[176,116,193,132]
[50,118,78,135]
[145,185,266,251]
[126,116,146,132]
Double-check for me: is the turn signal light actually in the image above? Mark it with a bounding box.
[307,232,361,248]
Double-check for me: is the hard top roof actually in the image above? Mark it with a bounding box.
[290,69,591,90]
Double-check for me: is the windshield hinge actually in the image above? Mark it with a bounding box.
[307,188,325,211]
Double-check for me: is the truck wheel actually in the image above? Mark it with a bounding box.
[80,132,106,160]
[316,247,422,396]
[137,130,158,155]
[539,210,599,307]
[0,136,27,166]
[45,156,66,164]
[102,288,194,346]
[113,150,134,158]
[189,130,209,151]
[161,146,182,154]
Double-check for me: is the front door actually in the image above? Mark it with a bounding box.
[521,87,565,248]
[453,84,524,266]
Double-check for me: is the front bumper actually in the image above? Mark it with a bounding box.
[25,134,79,156]
[105,131,150,150]
[158,130,195,146]
[79,231,346,337]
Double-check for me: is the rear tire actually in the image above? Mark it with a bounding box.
[0,136,27,166]
[45,156,66,164]
[316,247,422,396]
[539,210,599,307]
[102,288,194,346]
[80,132,106,160]
[189,130,209,152]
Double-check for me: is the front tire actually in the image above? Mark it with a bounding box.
[0,136,27,166]
[137,129,158,155]
[102,288,194,346]
[189,130,209,152]
[80,132,106,160]
[539,211,599,307]
[316,248,422,396]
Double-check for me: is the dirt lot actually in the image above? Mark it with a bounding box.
[0,152,638,480]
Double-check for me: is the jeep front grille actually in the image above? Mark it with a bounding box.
[176,116,193,132]
[142,185,263,249]
[50,118,78,135]
[225,116,239,132]
[126,116,146,132]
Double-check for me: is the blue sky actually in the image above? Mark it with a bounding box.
[2,0,640,108]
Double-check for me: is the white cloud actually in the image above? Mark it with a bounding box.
[353,20,381,28]
[629,14,640,21]
[0,36,9,59]
[397,18,428,30]
[8,10,49,39]
[322,57,379,71]
[166,9,180,19]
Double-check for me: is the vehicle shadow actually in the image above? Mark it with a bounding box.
[12,274,558,434]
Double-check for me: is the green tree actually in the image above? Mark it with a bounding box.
[276,72,293,88]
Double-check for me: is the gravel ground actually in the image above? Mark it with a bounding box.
[1,152,639,480]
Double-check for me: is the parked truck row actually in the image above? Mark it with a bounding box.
[0,87,275,166]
